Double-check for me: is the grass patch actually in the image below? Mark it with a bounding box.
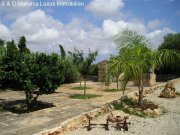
[103,88,122,92]
[70,94,101,99]
[113,99,146,117]
[113,98,159,118]
[71,86,91,90]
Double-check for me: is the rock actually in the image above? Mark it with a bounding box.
[153,109,161,115]
[146,108,153,114]
[111,110,123,117]
[159,82,176,98]
[143,110,147,114]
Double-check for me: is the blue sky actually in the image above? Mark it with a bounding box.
[0,0,179,62]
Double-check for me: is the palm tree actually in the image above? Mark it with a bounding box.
[112,29,180,105]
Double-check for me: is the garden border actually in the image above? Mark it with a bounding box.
[35,78,180,135]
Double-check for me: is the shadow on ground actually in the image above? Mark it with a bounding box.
[0,99,55,114]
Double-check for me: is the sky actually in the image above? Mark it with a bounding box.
[0,0,180,62]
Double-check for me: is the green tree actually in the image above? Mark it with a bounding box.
[158,33,180,74]
[81,49,98,96]
[59,44,66,58]
[1,40,20,88]
[68,48,84,87]
[0,39,6,87]
[59,45,79,83]
[1,37,64,109]
[158,33,180,51]
[112,29,180,105]
[89,64,98,76]
[18,36,30,53]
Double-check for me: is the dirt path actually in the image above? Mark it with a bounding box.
[0,81,139,135]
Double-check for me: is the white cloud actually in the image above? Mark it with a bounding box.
[147,27,175,47]
[3,9,115,55]
[103,19,147,37]
[11,10,63,45]
[86,0,124,17]
[147,19,162,30]
[0,9,175,59]
[0,24,12,40]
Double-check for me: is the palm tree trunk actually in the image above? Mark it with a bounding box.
[138,79,144,105]
[84,77,87,96]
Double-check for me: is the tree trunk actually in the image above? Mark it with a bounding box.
[80,75,82,87]
[25,90,30,109]
[116,77,119,90]
[138,79,144,105]
[25,89,39,109]
[84,77,87,96]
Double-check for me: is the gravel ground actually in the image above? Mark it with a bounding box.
[64,84,180,135]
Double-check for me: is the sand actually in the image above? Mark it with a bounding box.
[64,84,180,135]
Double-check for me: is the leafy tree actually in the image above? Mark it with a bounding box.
[157,33,180,74]
[81,49,98,96]
[68,48,84,87]
[1,37,64,109]
[59,45,79,83]
[1,40,20,88]
[89,64,98,76]
[18,36,30,54]
[112,29,180,105]
[158,33,180,51]
[59,44,66,58]
[0,39,5,87]
[0,39,5,67]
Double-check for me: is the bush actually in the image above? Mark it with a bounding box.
[62,58,80,83]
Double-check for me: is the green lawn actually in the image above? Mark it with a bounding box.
[71,86,91,90]
[70,94,101,99]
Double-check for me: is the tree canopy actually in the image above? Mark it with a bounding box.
[157,33,180,75]
[0,37,64,109]
[158,33,180,51]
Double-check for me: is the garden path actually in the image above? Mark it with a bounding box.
[0,81,154,135]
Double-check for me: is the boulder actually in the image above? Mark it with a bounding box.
[159,82,176,98]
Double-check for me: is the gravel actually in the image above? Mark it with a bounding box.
[64,84,180,135]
